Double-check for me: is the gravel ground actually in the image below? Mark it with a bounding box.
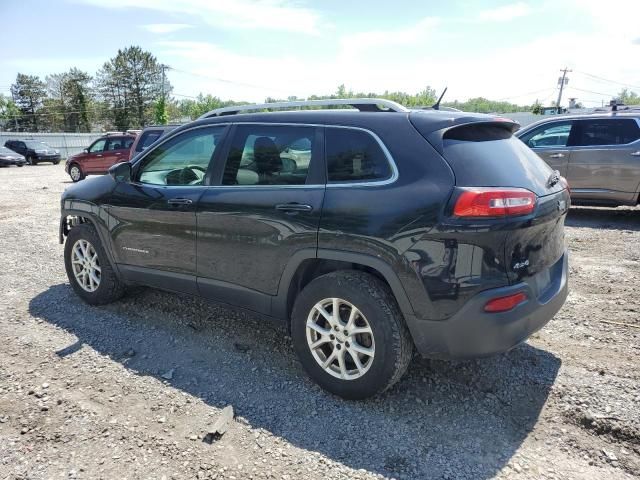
[1,164,639,480]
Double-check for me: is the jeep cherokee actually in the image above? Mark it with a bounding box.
[59,98,570,399]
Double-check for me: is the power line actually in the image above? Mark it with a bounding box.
[566,86,617,97]
[573,70,640,91]
[498,88,555,101]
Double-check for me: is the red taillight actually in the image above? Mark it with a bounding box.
[484,292,528,313]
[453,188,536,218]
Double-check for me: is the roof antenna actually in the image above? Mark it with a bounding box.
[432,87,448,110]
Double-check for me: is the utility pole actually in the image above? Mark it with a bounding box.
[160,64,170,101]
[556,67,571,114]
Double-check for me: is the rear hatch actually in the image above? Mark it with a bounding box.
[411,113,569,286]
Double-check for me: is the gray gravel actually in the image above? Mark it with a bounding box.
[1,164,639,479]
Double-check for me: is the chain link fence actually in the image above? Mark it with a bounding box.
[0,132,102,159]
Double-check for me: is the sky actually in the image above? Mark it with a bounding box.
[1,0,640,107]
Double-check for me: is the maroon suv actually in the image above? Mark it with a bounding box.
[65,133,136,182]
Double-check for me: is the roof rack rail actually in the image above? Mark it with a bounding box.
[198,98,409,119]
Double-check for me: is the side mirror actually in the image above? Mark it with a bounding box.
[109,162,132,182]
[83,148,88,153]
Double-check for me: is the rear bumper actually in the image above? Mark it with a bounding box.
[406,250,568,359]
[0,158,26,166]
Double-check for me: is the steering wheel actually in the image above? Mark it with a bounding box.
[165,165,207,185]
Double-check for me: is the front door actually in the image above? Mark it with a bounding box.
[83,138,107,173]
[196,124,325,314]
[566,118,640,203]
[108,125,228,294]
[519,120,574,177]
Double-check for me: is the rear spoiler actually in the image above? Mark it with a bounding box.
[410,111,520,155]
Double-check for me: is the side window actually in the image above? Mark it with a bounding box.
[122,137,134,149]
[136,130,163,153]
[325,128,392,183]
[222,125,315,186]
[572,119,640,146]
[520,122,572,148]
[138,127,224,186]
[88,139,106,153]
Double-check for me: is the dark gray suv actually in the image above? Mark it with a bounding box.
[516,113,640,206]
[59,98,570,399]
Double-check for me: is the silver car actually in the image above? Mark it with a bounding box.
[516,113,640,206]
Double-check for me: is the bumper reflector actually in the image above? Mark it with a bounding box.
[484,292,528,313]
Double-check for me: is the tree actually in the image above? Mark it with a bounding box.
[154,98,168,125]
[11,73,46,131]
[43,69,94,132]
[97,46,169,129]
[618,88,640,105]
[531,99,543,115]
[0,94,21,130]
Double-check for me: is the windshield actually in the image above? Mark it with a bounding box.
[25,141,51,149]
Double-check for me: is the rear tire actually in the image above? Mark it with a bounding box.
[291,270,413,399]
[69,163,84,182]
[53,160,60,165]
[64,223,125,305]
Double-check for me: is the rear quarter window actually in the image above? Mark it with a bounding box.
[325,128,392,183]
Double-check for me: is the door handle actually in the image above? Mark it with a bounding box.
[96,154,103,157]
[548,153,565,159]
[167,198,193,206]
[631,151,640,157]
[275,203,313,212]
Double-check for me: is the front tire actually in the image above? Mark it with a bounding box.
[69,163,84,182]
[64,223,125,305]
[26,155,36,165]
[291,271,413,399]
[53,160,60,165]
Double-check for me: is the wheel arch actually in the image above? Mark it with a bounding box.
[60,208,120,278]
[274,249,415,326]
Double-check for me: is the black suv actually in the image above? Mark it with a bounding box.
[5,139,61,165]
[59,99,570,399]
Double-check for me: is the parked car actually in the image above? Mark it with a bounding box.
[516,113,640,206]
[59,98,570,399]
[4,139,61,165]
[65,132,136,182]
[0,146,27,167]
[128,125,180,160]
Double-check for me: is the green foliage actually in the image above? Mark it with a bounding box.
[44,68,93,132]
[97,46,169,129]
[154,98,169,125]
[10,73,47,131]
[443,97,529,113]
[531,99,543,115]
[618,88,640,105]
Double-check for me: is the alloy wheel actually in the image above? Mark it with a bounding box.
[70,239,101,292]
[70,166,81,181]
[306,298,375,380]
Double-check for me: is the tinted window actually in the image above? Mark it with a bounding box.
[88,139,106,153]
[325,128,391,183]
[573,119,640,146]
[136,130,163,153]
[106,137,133,151]
[520,121,572,148]
[138,127,224,186]
[25,141,51,149]
[222,125,315,186]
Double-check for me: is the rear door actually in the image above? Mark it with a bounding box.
[103,136,134,171]
[518,120,574,177]
[108,125,228,294]
[566,118,640,203]
[196,124,325,313]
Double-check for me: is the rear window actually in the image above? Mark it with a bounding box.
[572,119,640,146]
[442,124,557,196]
[325,128,392,183]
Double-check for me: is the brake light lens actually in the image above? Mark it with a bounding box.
[484,292,528,313]
[453,188,536,218]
